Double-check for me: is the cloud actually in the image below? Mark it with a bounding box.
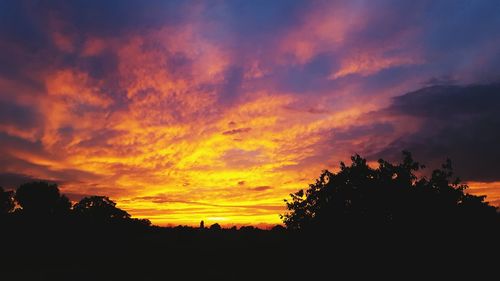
[333,123,394,141]
[222,127,252,135]
[0,172,51,189]
[1,1,500,224]
[249,186,272,192]
[0,100,40,129]
[374,83,500,182]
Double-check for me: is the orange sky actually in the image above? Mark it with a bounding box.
[1,1,499,226]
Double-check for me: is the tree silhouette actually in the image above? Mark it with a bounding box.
[14,182,71,216]
[281,152,498,230]
[0,187,14,215]
[73,196,131,222]
[209,223,221,230]
[271,225,285,232]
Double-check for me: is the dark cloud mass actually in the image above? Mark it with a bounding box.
[375,83,500,182]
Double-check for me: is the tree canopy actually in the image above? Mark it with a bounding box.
[0,187,14,214]
[73,196,131,222]
[281,152,498,230]
[15,182,71,216]
[1,182,149,229]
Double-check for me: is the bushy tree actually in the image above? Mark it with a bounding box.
[73,196,131,222]
[15,182,71,216]
[281,152,498,230]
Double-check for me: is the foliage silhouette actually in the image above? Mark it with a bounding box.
[14,181,71,217]
[281,151,498,231]
[271,224,285,232]
[0,168,496,280]
[0,152,498,280]
[73,196,131,223]
[0,186,14,214]
[209,223,222,230]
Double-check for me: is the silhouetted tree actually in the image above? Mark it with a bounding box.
[271,225,285,232]
[0,186,14,215]
[239,226,256,232]
[130,217,152,227]
[73,196,130,223]
[209,223,221,230]
[281,152,498,230]
[14,182,71,216]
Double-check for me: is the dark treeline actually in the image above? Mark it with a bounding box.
[0,181,293,280]
[0,181,282,232]
[1,152,499,280]
[0,181,152,234]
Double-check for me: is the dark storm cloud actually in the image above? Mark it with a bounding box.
[389,84,500,118]
[374,83,500,182]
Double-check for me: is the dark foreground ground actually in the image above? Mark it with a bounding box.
[1,221,499,280]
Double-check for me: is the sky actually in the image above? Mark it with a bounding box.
[1,0,499,226]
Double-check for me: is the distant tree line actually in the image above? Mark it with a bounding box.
[0,181,151,228]
[0,181,282,232]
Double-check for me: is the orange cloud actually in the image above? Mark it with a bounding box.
[2,1,498,228]
[81,37,106,57]
[330,53,421,79]
[13,26,325,225]
[279,3,367,64]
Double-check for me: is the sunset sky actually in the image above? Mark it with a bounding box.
[1,0,499,226]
